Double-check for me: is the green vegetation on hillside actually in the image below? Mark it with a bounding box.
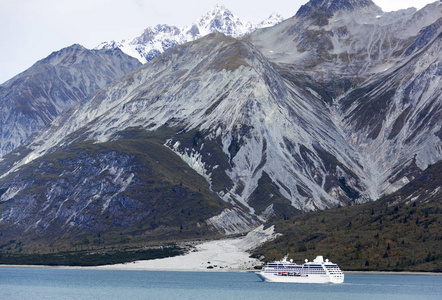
[0,245,184,266]
[0,127,228,255]
[252,162,442,272]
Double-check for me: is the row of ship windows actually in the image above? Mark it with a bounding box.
[266,271,343,275]
[266,266,339,268]
[265,267,341,274]
[267,265,330,270]
[305,271,326,274]
[267,270,327,275]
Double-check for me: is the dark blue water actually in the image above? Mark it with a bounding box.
[0,268,441,300]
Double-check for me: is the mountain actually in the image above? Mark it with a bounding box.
[96,5,283,64]
[0,128,243,253]
[0,0,440,255]
[252,161,442,272]
[1,33,365,211]
[0,45,141,156]
[249,0,442,198]
[295,0,379,17]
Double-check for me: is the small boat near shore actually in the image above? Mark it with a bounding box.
[257,255,344,283]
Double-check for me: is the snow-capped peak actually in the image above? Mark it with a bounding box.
[95,5,284,64]
[188,5,254,38]
[257,13,285,28]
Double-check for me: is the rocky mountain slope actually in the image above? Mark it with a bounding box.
[0,0,440,252]
[96,5,283,63]
[250,0,442,198]
[252,161,442,272]
[0,45,141,156]
[0,128,242,252]
[0,5,282,158]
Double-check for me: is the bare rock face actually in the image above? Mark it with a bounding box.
[0,0,440,249]
[0,45,141,156]
[250,0,442,199]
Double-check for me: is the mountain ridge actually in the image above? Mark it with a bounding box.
[252,161,442,271]
[96,5,283,64]
[0,45,141,157]
[2,33,369,210]
[0,0,440,260]
[249,1,441,199]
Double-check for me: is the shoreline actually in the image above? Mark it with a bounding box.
[0,264,441,276]
[343,271,442,276]
[0,264,254,272]
[0,225,276,273]
[1,227,440,276]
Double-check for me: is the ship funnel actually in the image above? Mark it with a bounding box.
[313,256,324,263]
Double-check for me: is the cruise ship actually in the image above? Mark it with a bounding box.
[257,255,344,283]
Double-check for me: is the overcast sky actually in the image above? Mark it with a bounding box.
[0,0,437,84]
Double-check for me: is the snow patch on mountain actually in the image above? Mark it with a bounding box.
[251,1,441,77]
[96,5,284,64]
[1,34,372,213]
[0,2,440,238]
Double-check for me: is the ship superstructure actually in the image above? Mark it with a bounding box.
[257,255,344,283]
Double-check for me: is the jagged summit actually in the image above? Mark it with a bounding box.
[132,24,181,45]
[296,0,381,17]
[258,13,284,28]
[40,44,87,65]
[0,44,141,156]
[0,0,440,254]
[96,5,283,64]
[187,5,254,38]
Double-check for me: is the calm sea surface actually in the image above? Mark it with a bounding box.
[0,268,440,300]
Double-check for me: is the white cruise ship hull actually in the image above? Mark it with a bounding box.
[257,272,344,284]
[257,255,344,284]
